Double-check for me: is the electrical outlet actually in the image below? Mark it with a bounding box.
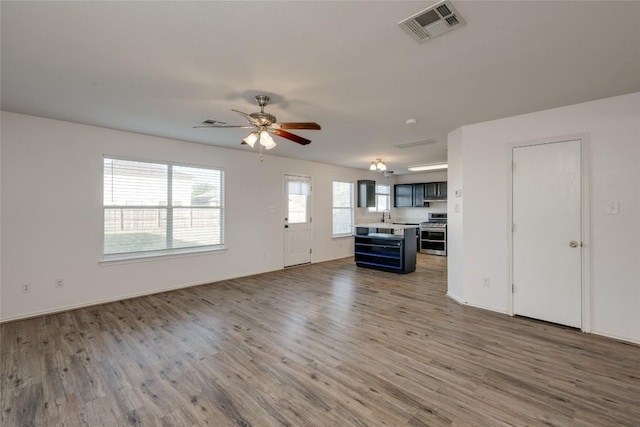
[21,283,31,294]
[483,278,490,288]
[55,278,64,288]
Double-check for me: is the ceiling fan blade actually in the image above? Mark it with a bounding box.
[271,122,321,130]
[194,119,253,128]
[232,109,260,126]
[193,125,253,128]
[271,129,311,145]
[202,119,226,125]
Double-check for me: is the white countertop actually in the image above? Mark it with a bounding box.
[355,222,419,230]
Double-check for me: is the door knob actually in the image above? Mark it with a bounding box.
[569,240,579,248]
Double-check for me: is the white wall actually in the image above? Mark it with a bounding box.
[0,112,367,321]
[446,127,464,303]
[448,92,640,344]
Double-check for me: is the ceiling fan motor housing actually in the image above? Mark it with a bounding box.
[250,112,277,126]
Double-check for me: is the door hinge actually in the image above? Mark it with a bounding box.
[309,217,312,223]
[309,248,312,254]
[512,283,515,293]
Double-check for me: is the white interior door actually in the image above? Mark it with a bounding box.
[512,140,582,328]
[284,174,312,267]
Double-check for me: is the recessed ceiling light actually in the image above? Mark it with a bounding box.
[407,163,448,171]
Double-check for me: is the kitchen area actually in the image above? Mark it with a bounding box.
[353,174,448,274]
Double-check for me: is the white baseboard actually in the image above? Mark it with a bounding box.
[446,291,465,305]
[451,297,639,346]
[591,329,640,346]
[0,268,281,323]
[0,279,216,323]
[0,258,353,323]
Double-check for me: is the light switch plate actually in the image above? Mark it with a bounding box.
[455,189,462,197]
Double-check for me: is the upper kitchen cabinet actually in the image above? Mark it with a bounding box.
[413,184,425,205]
[395,181,448,207]
[424,182,447,201]
[438,182,447,199]
[358,180,376,208]
[394,184,414,207]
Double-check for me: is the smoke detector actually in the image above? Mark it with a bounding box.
[383,171,394,178]
[398,0,465,43]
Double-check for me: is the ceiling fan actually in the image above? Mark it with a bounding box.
[194,95,321,150]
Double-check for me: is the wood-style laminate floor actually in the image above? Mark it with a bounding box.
[2,255,639,426]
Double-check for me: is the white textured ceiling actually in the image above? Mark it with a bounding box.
[2,1,639,174]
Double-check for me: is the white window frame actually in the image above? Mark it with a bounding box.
[368,184,391,213]
[102,156,225,261]
[332,181,354,238]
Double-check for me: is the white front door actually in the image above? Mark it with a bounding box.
[284,174,312,267]
[512,139,582,328]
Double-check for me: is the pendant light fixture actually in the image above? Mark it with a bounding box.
[369,158,387,171]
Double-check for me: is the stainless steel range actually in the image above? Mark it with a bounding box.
[420,213,447,256]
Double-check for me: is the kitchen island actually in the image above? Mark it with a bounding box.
[353,223,417,273]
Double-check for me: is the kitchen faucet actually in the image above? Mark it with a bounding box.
[382,209,391,223]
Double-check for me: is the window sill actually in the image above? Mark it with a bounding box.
[100,246,227,266]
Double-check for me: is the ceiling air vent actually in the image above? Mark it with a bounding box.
[398,0,466,43]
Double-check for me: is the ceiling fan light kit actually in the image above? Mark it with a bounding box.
[195,95,321,154]
[259,130,276,150]
[243,132,258,148]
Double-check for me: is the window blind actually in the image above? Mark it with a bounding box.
[332,181,354,236]
[103,157,224,258]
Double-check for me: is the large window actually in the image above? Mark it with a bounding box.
[368,184,391,213]
[103,157,224,259]
[332,181,353,237]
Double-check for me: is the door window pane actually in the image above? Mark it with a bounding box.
[288,194,308,224]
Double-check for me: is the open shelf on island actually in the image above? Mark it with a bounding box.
[353,229,416,274]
